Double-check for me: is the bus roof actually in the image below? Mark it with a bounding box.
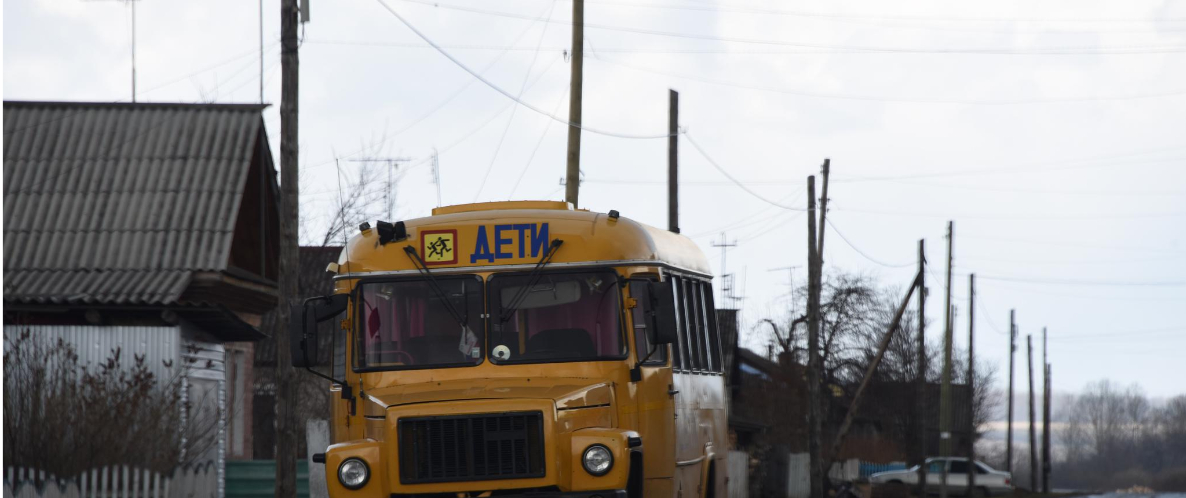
[334,201,712,279]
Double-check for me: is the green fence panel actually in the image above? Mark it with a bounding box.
[226,460,309,498]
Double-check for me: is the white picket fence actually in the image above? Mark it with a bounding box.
[3,465,216,498]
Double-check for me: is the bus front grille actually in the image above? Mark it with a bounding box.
[397,411,545,484]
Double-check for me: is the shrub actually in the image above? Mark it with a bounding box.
[3,330,218,477]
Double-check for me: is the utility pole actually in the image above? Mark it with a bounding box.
[916,239,928,498]
[1007,310,1016,474]
[260,0,265,103]
[817,159,831,261]
[967,274,976,497]
[275,0,301,494]
[939,221,954,498]
[1042,328,1051,494]
[806,175,823,498]
[668,89,679,233]
[563,0,584,207]
[1028,334,1038,492]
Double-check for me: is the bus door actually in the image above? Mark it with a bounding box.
[629,280,676,493]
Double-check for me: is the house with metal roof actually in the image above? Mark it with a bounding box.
[3,101,280,495]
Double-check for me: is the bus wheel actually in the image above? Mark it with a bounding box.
[627,452,643,498]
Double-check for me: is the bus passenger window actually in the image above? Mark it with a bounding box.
[690,279,709,372]
[628,280,667,365]
[670,277,686,372]
[702,282,723,373]
[683,278,697,372]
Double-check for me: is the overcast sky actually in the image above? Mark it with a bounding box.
[5,0,1185,398]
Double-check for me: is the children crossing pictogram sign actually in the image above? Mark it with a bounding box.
[420,229,457,265]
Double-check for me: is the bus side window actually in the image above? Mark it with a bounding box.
[701,282,722,373]
[680,278,701,372]
[629,280,667,365]
[670,277,686,372]
[689,279,708,372]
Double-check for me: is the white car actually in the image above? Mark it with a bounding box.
[869,458,1014,497]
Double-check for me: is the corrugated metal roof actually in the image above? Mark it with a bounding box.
[3,101,269,305]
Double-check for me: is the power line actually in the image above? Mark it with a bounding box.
[393,0,1186,55]
[302,4,568,172]
[682,132,806,211]
[824,218,915,268]
[959,234,1184,254]
[373,0,674,139]
[976,275,1186,287]
[473,0,558,201]
[1045,326,1186,340]
[830,204,1186,221]
[508,86,569,199]
[836,152,1186,182]
[589,53,1186,105]
[580,0,1186,25]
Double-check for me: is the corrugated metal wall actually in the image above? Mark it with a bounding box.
[4,325,181,381]
[4,324,231,498]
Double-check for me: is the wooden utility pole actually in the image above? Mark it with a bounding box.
[564,0,584,207]
[1042,328,1051,493]
[967,274,976,496]
[668,89,679,233]
[817,159,831,259]
[916,239,928,497]
[806,175,823,498]
[939,221,954,498]
[1028,335,1038,492]
[1007,310,1016,474]
[275,0,300,495]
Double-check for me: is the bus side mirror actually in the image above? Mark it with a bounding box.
[646,282,678,345]
[290,294,349,368]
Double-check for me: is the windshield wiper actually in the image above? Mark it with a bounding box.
[403,246,470,328]
[497,239,564,324]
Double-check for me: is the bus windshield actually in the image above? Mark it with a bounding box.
[355,276,484,370]
[487,270,625,364]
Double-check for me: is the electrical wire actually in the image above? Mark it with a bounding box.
[373,0,674,139]
[824,218,915,268]
[393,0,1186,55]
[303,2,565,172]
[580,0,1186,25]
[682,132,807,211]
[1045,326,1186,340]
[508,86,569,199]
[474,0,558,201]
[829,205,1186,221]
[976,275,1186,287]
[588,53,1186,105]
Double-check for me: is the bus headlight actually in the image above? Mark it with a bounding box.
[338,458,370,489]
[582,444,613,476]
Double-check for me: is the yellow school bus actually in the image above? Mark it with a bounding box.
[292,200,728,498]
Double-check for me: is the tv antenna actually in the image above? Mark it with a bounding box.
[87,0,141,101]
[349,157,411,220]
[712,232,738,307]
